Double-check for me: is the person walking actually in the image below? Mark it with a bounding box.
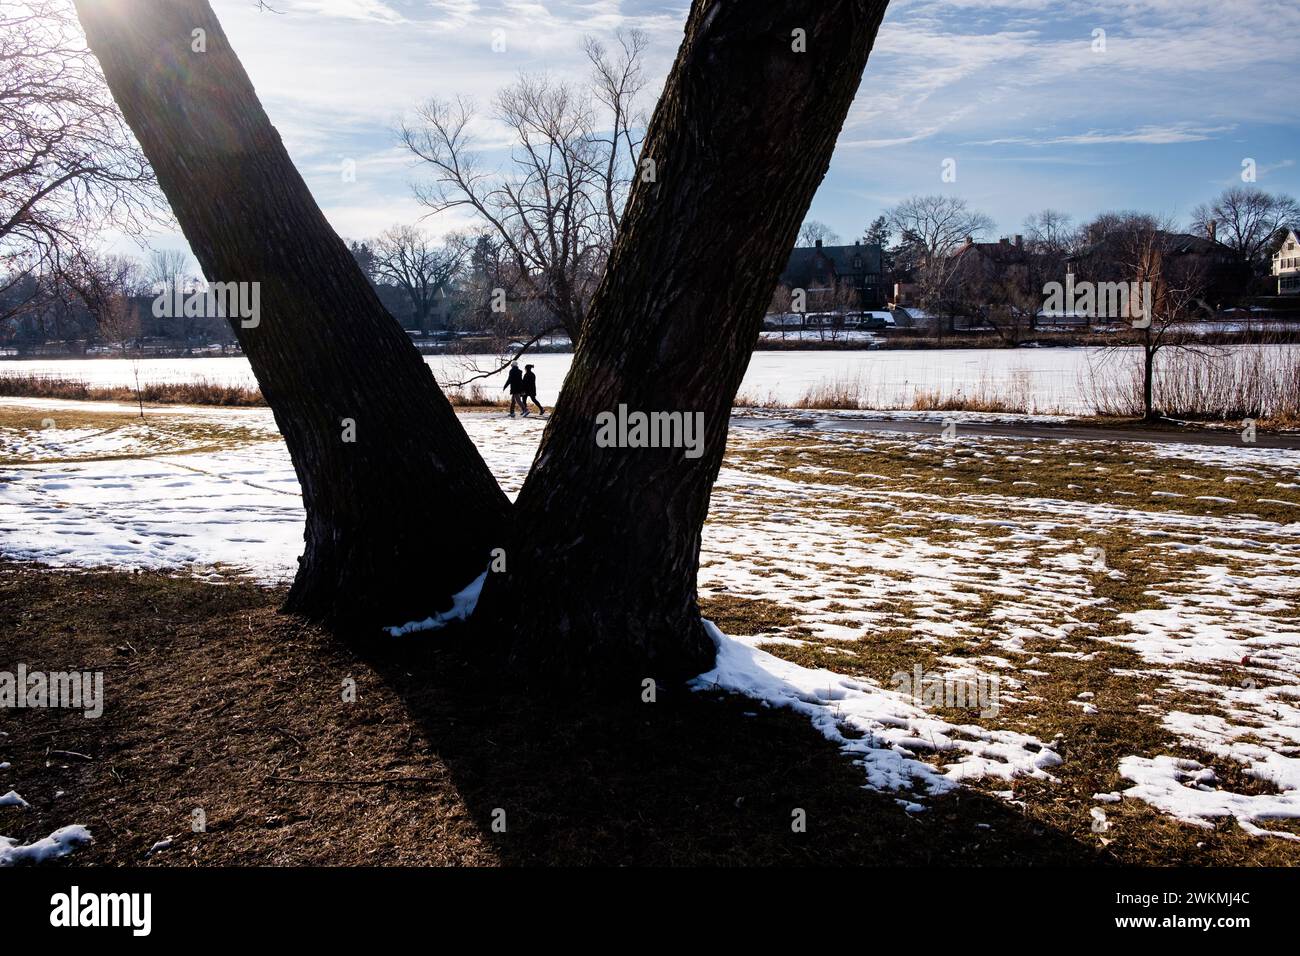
[522,364,545,416]
[503,362,525,417]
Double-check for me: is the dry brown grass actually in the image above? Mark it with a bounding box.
[0,372,514,410]
[791,380,865,411]
[443,383,509,408]
[1086,347,1300,426]
[909,389,1021,413]
[0,562,1115,866]
[0,372,263,406]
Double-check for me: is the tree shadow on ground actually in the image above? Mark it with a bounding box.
[0,563,1106,866]
[355,627,1108,866]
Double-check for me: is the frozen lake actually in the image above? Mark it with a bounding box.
[3,346,1292,415]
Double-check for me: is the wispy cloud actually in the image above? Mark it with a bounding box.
[127,0,1298,257]
[970,125,1236,147]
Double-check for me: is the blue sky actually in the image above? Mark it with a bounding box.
[134,0,1299,261]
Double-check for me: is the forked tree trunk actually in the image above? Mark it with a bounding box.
[477,0,891,686]
[75,0,510,628]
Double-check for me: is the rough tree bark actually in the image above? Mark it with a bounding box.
[477,0,891,686]
[74,0,510,628]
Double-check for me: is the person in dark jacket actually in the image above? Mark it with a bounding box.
[503,362,525,417]
[521,364,544,415]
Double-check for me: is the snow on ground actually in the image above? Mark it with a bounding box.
[698,424,1300,835]
[0,825,93,866]
[735,406,1075,427]
[1,758,91,865]
[0,404,542,583]
[385,571,488,636]
[692,622,1062,797]
[3,398,1300,835]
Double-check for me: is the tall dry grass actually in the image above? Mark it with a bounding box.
[1085,347,1300,427]
[785,368,1040,414]
[0,372,519,411]
[443,383,509,408]
[0,373,263,406]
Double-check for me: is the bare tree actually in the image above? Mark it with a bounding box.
[1191,187,1300,274]
[887,194,993,331]
[81,0,894,685]
[1077,210,1161,247]
[64,249,146,413]
[146,248,190,293]
[888,195,994,263]
[797,220,840,246]
[1022,209,1077,258]
[0,1,156,275]
[400,30,647,347]
[1077,214,1213,419]
[370,225,461,333]
[144,247,198,349]
[954,257,1047,346]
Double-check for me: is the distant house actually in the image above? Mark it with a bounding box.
[951,234,1040,275]
[1066,226,1246,310]
[890,267,917,308]
[1273,227,1300,296]
[778,239,886,311]
[949,235,1049,294]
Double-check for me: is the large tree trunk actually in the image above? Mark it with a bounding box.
[74,0,510,628]
[477,0,891,686]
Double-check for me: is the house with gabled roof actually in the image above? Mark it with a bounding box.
[778,239,886,311]
[1272,227,1300,296]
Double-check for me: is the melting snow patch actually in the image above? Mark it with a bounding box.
[385,571,487,636]
[691,621,1061,803]
[0,790,29,808]
[1119,755,1300,840]
[0,825,93,866]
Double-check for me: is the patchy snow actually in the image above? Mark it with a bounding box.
[0,825,93,866]
[692,622,1061,800]
[0,405,545,582]
[3,396,1300,836]
[1120,756,1300,840]
[0,790,29,808]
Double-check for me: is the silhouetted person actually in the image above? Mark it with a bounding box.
[504,362,525,417]
[522,364,544,415]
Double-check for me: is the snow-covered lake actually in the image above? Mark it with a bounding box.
[5,345,1295,415]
